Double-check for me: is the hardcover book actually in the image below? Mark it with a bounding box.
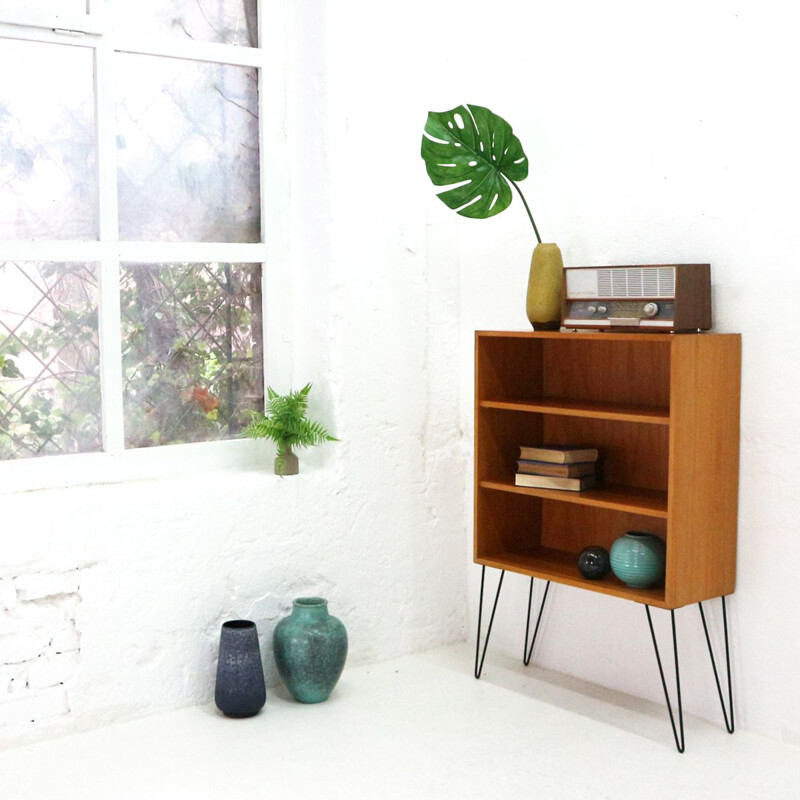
[516,459,596,478]
[514,473,597,491]
[518,445,599,464]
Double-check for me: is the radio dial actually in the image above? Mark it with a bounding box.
[643,302,659,318]
[597,305,608,314]
[587,305,597,314]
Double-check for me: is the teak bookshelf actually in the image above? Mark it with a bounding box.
[473,330,742,751]
[474,330,741,610]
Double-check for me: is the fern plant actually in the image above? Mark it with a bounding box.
[243,383,337,475]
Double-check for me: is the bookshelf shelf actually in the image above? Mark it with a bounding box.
[479,478,669,518]
[479,398,670,425]
[476,546,667,607]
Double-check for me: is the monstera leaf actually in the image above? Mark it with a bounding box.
[421,104,530,221]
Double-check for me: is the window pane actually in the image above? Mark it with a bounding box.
[0,39,97,240]
[0,262,101,460]
[116,55,260,242]
[120,262,263,449]
[110,0,256,47]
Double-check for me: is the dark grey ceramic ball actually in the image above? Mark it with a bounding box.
[577,545,611,580]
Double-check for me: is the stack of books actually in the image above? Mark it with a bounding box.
[514,445,599,491]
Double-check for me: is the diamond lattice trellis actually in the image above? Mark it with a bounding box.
[120,262,263,449]
[0,261,102,460]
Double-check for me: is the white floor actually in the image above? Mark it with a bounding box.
[1,643,798,800]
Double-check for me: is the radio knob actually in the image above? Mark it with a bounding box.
[643,302,659,318]
[597,305,608,314]
[587,305,597,314]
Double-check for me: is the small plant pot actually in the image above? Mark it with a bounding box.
[276,446,299,476]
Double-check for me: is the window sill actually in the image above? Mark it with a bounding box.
[0,439,274,495]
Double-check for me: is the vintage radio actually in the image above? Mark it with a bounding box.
[563,264,711,332]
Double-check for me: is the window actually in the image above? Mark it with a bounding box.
[0,2,267,472]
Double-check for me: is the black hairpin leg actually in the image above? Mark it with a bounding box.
[475,566,505,679]
[646,605,685,753]
[698,596,734,734]
[523,578,551,666]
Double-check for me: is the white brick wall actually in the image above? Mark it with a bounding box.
[0,581,16,611]
[14,571,81,602]
[0,664,27,693]
[0,569,82,730]
[0,632,45,664]
[0,687,69,725]
[0,602,69,636]
[50,625,81,654]
[27,652,79,691]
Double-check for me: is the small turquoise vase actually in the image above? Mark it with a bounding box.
[273,597,348,703]
[609,531,666,588]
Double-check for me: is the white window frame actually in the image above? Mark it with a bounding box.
[0,1,293,494]
[0,0,105,37]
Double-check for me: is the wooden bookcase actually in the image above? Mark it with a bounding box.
[474,331,741,610]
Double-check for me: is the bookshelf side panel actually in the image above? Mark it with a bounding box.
[666,334,741,607]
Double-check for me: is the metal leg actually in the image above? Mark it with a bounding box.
[523,578,551,666]
[698,596,734,733]
[475,566,505,679]
[646,605,685,753]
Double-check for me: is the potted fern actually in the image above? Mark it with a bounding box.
[244,383,337,475]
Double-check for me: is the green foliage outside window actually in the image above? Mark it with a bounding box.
[0,261,263,460]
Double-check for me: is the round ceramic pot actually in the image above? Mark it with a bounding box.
[215,620,266,718]
[609,532,666,588]
[273,597,348,704]
[577,545,611,580]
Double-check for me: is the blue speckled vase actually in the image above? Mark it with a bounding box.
[215,620,266,718]
[610,531,666,589]
[273,597,348,704]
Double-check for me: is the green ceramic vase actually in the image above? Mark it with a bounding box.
[609,532,666,589]
[526,242,564,330]
[273,597,348,703]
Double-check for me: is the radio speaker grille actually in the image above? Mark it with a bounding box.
[596,267,675,298]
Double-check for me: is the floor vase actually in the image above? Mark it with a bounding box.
[215,620,266,718]
[273,597,348,703]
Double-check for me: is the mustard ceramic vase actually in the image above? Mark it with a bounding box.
[526,243,564,330]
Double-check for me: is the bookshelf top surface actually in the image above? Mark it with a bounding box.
[475,330,740,343]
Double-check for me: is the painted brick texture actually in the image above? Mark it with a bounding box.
[0,687,69,725]
[0,570,82,730]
